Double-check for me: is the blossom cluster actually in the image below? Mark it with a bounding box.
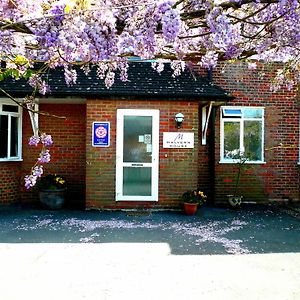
[0,0,298,90]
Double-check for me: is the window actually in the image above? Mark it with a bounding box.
[0,100,22,161]
[220,106,264,163]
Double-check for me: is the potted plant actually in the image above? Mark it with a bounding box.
[37,174,66,209]
[181,189,207,215]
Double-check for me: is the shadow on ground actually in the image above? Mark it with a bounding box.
[0,204,299,255]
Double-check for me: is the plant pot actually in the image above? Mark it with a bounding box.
[39,188,66,209]
[183,202,198,215]
[227,195,243,208]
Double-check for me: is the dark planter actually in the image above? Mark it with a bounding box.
[183,202,198,215]
[39,189,66,209]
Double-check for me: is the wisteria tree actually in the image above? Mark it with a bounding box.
[0,0,299,187]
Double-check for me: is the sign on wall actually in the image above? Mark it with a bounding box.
[92,122,110,147]
[163,132,194,148]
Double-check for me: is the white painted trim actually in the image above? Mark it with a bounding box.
[219,160,266,164]
[27,103,39,136]
[116,109,160,201]
[220,106,265,163]
[201,102,213,145]
[0,99,22,161]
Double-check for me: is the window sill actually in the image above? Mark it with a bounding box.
[219,160,266,165]
[0,158,23,162]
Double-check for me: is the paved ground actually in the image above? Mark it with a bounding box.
[0,205,300,299]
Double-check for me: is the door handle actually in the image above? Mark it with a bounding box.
[131,163,144,167]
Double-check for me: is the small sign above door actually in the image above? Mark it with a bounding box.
[163,132,194,148]
[92,122,110,147]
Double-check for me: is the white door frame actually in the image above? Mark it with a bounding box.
[116,109,159,201]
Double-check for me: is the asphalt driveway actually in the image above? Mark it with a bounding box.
[0,205,299,299]
[0,205,299,255]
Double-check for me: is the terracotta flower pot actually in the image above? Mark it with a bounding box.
[183,202,198,215]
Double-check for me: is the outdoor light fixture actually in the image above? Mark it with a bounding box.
[175,113,184,128]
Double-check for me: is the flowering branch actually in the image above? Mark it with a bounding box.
[0,89,66,119]
[24,133,53,189]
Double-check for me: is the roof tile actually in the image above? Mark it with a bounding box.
[0,62,233,100]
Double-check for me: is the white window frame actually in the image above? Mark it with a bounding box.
[0,99,22,162]
[220,106,265,164]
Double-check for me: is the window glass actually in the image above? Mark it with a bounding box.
[223,108,242,117]
[10,116,18,157]
[243,108,263,119]
[244,121,262,161]
[224,122,240,159]
[0,115,8,158]
[3,105,18,113]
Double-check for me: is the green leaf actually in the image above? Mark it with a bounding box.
[11,69,20,79]
[23,69,34,79]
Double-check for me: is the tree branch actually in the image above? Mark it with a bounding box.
[0,88,66,119]
[0,21,33,34]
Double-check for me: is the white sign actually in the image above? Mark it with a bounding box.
[163,132,194,148]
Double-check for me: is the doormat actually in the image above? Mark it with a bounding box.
[125,210,152,217]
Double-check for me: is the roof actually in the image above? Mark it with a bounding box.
[0,62,233,101]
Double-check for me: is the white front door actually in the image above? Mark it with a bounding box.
[116,109,159,201]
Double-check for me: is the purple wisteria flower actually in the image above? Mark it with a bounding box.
[38,150,51,164]
[32,165,43,178]
[24,174,37,190]
[248,62,257,70]
[40,133,53,147]
[105,71,115,89]
[28,74,51,95]
[64,67,77,86]
[28,135,40,146]
[49,3,66,23]
[200,51,218,69]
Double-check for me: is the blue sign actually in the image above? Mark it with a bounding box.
[92,122,110,147]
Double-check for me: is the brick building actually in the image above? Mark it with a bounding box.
[0,61,299,208]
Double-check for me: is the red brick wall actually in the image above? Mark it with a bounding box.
[0,162,22,204]
[212,61,299,203]
[21,104,86,208]
[86,99,199,209]
[2,61,298,207]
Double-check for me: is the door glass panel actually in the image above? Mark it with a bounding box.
[123,167,152,196]
[123,116,152,163]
